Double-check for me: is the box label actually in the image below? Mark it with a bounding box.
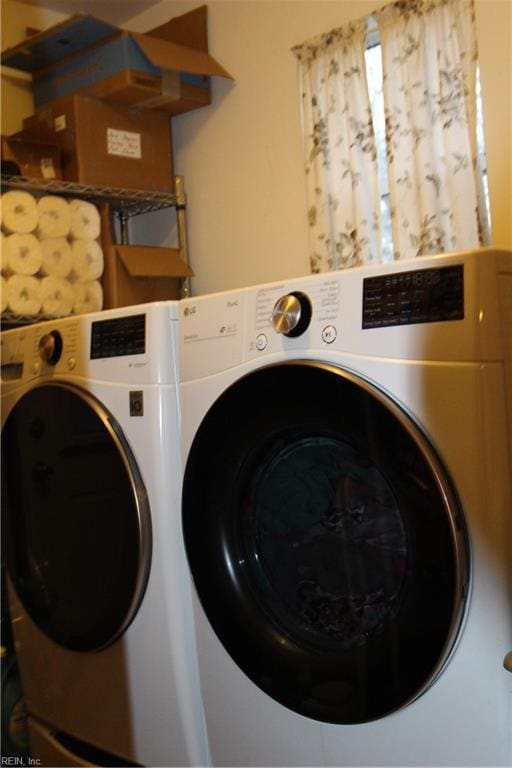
[54,114,66,132]
[40,158,56,179]
[107,128,142,159]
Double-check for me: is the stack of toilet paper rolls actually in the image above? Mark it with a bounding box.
[1,190,104,318]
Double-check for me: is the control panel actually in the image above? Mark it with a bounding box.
[362,264,464,328]
[180,251,503,377]
[250,277,341,355]
[2,306,177,387]
[90,314,146,359]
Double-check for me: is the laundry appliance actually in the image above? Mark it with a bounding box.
[179,248,512,767]
[1,303,208,767]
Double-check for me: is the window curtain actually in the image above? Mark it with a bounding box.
[292,21,383,273]
[376,0,490,258]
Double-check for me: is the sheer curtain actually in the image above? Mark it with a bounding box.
[376,0,490,258]
[293,0,490,272]
[292,20,383,273]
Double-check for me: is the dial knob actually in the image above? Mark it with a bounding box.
[271,291,312,338]
[39,331,63,365]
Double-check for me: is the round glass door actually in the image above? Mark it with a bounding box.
[2,382,152,652]
[182,362,469,724]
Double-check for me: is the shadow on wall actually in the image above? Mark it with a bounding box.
[172,76,237,154]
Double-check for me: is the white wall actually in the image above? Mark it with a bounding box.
[2,0,511,296]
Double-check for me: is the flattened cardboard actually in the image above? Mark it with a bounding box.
[132,32,231,79]
[1,7,233,113]
[148,6,209,51]
[116,245,193,278]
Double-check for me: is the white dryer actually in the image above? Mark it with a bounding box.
[1,303,208,767]
[179,248,512,767]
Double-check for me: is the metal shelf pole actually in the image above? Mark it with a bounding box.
[175,175,191,298]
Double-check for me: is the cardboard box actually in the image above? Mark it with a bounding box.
[1,134,61,179]
[1,7,233,115]
[25,95,174,191]
[84,68,213,115]
[102,244,194,308]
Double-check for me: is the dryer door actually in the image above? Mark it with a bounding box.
[183,362,470,724]
[2,382,151,652]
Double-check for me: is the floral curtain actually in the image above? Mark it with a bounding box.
[376,0,490,258]
[292,21,383,273]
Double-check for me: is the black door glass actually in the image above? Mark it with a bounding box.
[246,436,407,652]
[2,384,151,652]
[183,363,469,724]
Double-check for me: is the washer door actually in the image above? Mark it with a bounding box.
[183,362,469,724]
[2,382,151,652]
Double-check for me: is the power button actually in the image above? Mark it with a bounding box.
[256,333,268,351]
[322,325,337,344]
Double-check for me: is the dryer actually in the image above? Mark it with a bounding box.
[180,248,512,767]
[1,303,208,767]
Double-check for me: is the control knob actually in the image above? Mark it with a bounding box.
[38,330,63,366]
[271,291,312,338]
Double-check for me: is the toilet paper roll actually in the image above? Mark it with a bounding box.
[4,233,42,276]
[0,232,7,275]
[6,274,42,316]
[37,195,71,239]
[40,237,73,278]
[1,190,38,234]
[1,275,7,313]
[71,239,104,281]
[69,199,101,240]
[40,275,74,317]
[73,280,103,315]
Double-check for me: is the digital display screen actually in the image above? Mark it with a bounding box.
[90,314,146,359]
[362,265,464,329]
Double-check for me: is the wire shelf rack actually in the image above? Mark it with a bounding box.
[1,174,179,216]
[1,175,189,326]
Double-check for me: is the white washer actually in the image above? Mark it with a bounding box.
[180,248,512,767]
[1,303,208,767]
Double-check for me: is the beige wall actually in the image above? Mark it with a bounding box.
[128,0,378,294]
[2,0,510,295]
[1,1,66,135]
[475,0,512,251]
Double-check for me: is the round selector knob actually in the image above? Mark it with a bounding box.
[271,291,312,338]
[38,330,63,366]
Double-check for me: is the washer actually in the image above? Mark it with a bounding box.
[180,248,512,767]
[1,303,208,767]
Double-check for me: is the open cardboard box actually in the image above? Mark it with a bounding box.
[102,244,194,308]
[96,204,193,309]
[1,6,233,115]
[1,134,61,179]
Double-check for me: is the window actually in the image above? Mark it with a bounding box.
[365,21,490,262]
[294,0,491,271]
[365,28,393,261]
